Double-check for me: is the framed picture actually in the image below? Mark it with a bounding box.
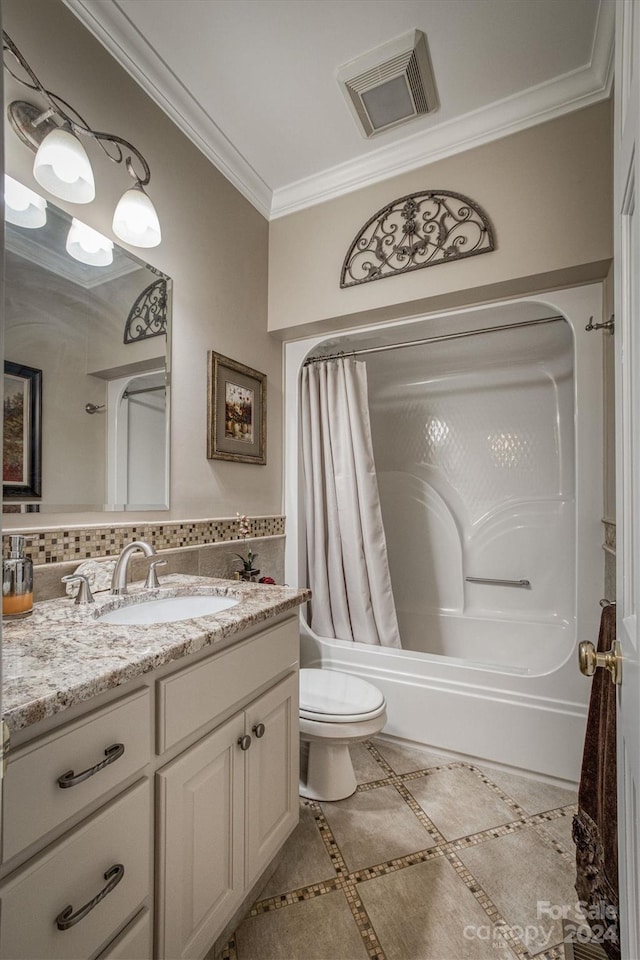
[3,361,42,499]
[207,351,266,464]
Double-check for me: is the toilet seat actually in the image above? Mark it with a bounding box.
[299,668,386,723]
[298,668,387,801]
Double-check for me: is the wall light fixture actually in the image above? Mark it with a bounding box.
[3,31,161,248]
[66,218,114,267]
[4,174,47,228]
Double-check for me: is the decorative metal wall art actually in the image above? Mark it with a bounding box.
[340,190,495,288]
[124,278,168,343]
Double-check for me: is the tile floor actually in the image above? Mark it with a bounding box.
[222,738,583,960]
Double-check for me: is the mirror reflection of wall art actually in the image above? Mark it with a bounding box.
[3,361,42,499]
[207,352,266,464]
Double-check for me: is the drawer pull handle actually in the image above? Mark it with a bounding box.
[55,863,124,930]
[252,723,266,738]
[57,743,125,788]
[238,734,252,751]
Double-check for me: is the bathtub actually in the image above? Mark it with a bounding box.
[300,611,586,781]
[381,610,572,674]
[285,286,605,783]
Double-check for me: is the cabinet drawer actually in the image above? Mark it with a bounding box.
[96,907,152,960]
[3,688,151,863]
[0,779,150,960]
[157,617,298,753]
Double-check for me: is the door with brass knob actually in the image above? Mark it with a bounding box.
[613,6,640,953]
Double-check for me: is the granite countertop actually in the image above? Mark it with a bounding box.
[2,574,310,735]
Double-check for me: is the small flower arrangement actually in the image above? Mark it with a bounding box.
[236,513,251,539]
[234,512,259,578]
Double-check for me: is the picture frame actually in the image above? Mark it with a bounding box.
[207,351,266,464]
[3,360,42,499]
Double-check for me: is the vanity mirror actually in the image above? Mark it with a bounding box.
[3,183,171,513]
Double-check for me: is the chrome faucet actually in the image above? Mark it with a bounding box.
[111,540,157,596]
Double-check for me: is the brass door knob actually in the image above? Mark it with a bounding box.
[578,639,622,685]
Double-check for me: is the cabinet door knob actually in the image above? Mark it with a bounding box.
[238,734,252,751]
[57,743,125,788]
[55,864,124,930]
[252,722,266,738]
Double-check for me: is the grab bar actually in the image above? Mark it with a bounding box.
[465,577,531,588]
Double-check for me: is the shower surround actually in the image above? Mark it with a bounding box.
[286,286,604,780]
[367,316,575,665]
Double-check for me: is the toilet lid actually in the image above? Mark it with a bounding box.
[299,669,386,722]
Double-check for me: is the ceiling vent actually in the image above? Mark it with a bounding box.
[337,30,438,139]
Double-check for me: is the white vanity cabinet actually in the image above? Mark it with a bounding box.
[0,690,153,960]
[0,779,151,960]
[0,612,300,960]
[3,688,152,863]
[157,712,246,960]
[156,623,299,960]
[244,674,298,882]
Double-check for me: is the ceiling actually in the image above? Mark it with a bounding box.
[63,0,613,220]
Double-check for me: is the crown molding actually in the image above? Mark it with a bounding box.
[591,0,616,94]
[271,0,615,218]
[63,0,614,223]
[61,0,272,220]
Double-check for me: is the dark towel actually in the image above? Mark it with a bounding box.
[572,603,620,958]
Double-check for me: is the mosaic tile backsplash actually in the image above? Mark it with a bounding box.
[4,516,285,566]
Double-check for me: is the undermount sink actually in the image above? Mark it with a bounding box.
[97,594,239,625]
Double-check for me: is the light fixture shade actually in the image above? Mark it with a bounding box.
[4,175,47,228]
[33,127,95,203]
[66,218,114,266]
[112,184,161,248]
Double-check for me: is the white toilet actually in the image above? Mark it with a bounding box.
[299,668,387,801]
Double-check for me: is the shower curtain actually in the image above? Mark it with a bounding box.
[301,357,401,648]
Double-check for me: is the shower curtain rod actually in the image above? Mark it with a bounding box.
[122,384,166,399]
[303,315,566,365]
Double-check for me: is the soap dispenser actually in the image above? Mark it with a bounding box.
[3,535,33,619]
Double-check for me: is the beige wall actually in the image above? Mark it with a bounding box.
[2,0,614,532]
[3,0,279,527]
[269,101,613,338]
